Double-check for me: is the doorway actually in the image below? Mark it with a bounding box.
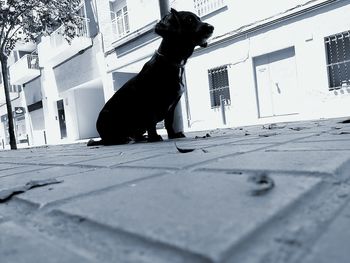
[57,99,67,139]
[254,47,299,118]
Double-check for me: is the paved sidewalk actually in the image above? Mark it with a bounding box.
[1,117,350,263]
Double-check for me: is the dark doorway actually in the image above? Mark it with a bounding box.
[57,99,67,139]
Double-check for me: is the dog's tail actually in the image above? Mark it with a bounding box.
[87,139,104,147]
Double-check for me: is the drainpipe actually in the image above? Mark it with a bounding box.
[158,0,184,134]
[220,95,227,125]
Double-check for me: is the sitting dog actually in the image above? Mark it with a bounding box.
[88,9,214,146]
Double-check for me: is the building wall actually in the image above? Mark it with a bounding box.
[97,0,350,133]
[185,0,350,130]
[127,0,160,31]
[48,41,104,142]
[23,77,42,105]
[22,76,46,145]
[36,0,105,144]
[73,86,105,139]
[54,46,100,93]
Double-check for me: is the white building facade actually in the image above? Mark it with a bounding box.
[97,0,350,133]
[35,0,105,144]
[5,0,106,147]
[2,0,350,148]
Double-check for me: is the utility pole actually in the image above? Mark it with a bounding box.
[158,0,184,134]
[159,0,170,15]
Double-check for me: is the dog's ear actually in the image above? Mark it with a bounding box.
[155,9,181,38]
[170,8,180,21]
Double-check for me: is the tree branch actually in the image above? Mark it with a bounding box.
[0,4,31,54]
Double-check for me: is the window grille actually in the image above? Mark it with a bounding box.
[208,65,231,108]
[111,6,130,38]
[325,31,350,90]
[193,0,225,17]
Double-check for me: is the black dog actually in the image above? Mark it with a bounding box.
[88,9,214,146]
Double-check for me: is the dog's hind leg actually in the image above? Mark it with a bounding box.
[133,128,148,142]
[147,125,163,142]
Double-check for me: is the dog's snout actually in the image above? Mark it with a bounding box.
[206,24,214,33]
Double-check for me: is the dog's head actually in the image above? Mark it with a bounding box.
[155,9,214,48]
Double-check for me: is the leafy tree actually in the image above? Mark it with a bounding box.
[0,0,82,149]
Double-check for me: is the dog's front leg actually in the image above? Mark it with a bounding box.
[147,125,163,142]
[165,100,186,139]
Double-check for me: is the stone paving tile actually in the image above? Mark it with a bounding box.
[55,171,321,262]
[17,168,162,207]
[170,136,256,149]
[0,165,51,178]
[119,143,270,169]
[73,147,174,168]
[0,163,19,171]
[231,132,314,144]
[0,149,97,165]
[18,153,107,166]
[198,150,350,178]
[0,221,91,263]
[0,166,92,190]
[297,132,350,142]
[303,199,350,263]
[266,140,350,152]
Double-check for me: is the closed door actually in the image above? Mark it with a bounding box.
[57,100,67,139]
[254,47,299,117]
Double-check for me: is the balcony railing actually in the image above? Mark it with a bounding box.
[38,17,92,67]
[50,17,89,48]
[9,54,40,85]
[194,0,226,17]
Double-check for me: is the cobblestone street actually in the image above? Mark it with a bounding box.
[1,117,350,263]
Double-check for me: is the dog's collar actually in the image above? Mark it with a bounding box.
[155,51,186,86]
[155,51,186,68]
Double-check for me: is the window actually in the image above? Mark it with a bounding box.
[208,65,231,108]
[193,0,226,17]
[325,31,350,90]
[110,2,130,39]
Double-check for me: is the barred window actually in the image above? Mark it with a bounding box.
[325,31,350,90]
[208,65,231,108]
[193,0,226,17]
